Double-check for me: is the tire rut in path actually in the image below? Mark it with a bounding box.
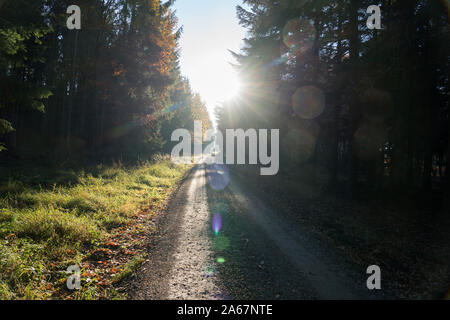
[129,165,222,299]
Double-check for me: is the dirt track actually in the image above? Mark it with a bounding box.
[129,164,386,300]
[129,165,223,299]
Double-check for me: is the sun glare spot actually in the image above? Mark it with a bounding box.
[213,70,241,102]
[227,74,241,100]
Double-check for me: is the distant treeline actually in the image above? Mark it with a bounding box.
[0,0,211,163]
[217,1,449,206]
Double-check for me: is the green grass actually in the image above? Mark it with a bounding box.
[0,157,190,299]
[112,254,147,284]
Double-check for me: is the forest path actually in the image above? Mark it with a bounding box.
[129,164,224,299]
[129,164,383,299]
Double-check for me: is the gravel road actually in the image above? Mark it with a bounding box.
[129,164,385,300]
[129,164,224,299]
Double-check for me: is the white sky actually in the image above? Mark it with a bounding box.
[173,0,246,124]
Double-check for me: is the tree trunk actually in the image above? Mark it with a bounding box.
[347,0,361,197]
[445,126,450,212]
[329,105,340,190]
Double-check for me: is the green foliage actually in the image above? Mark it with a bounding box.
[112,254,146,283]
[0,0,210,160]
[0,119,14,135]
[0,0,53,152]
[0,159,191,299]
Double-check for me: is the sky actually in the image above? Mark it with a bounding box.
[173,0,247,123]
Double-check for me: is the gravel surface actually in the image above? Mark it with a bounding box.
[166,165,223,299]
[129,165,224,299]
[129,164,389,299]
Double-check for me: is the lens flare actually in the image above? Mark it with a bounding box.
[203,263,217,277]
[267,18,316,69]
[163,103,183,115]
[213,235,230,251]
[266,53,290,68]
[282,18,316,57]
[217,257,226,264]
[292,86,325,119]
[212,213,222,234]
[207,163,230,191]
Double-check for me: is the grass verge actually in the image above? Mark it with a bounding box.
[0,156,191,299]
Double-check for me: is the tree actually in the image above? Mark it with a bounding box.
[217,0,449,206]
[0,0,211,162]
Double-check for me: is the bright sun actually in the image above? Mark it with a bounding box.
[221,71,241,101]
[186,59,242,112]
[204,68,241,103]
